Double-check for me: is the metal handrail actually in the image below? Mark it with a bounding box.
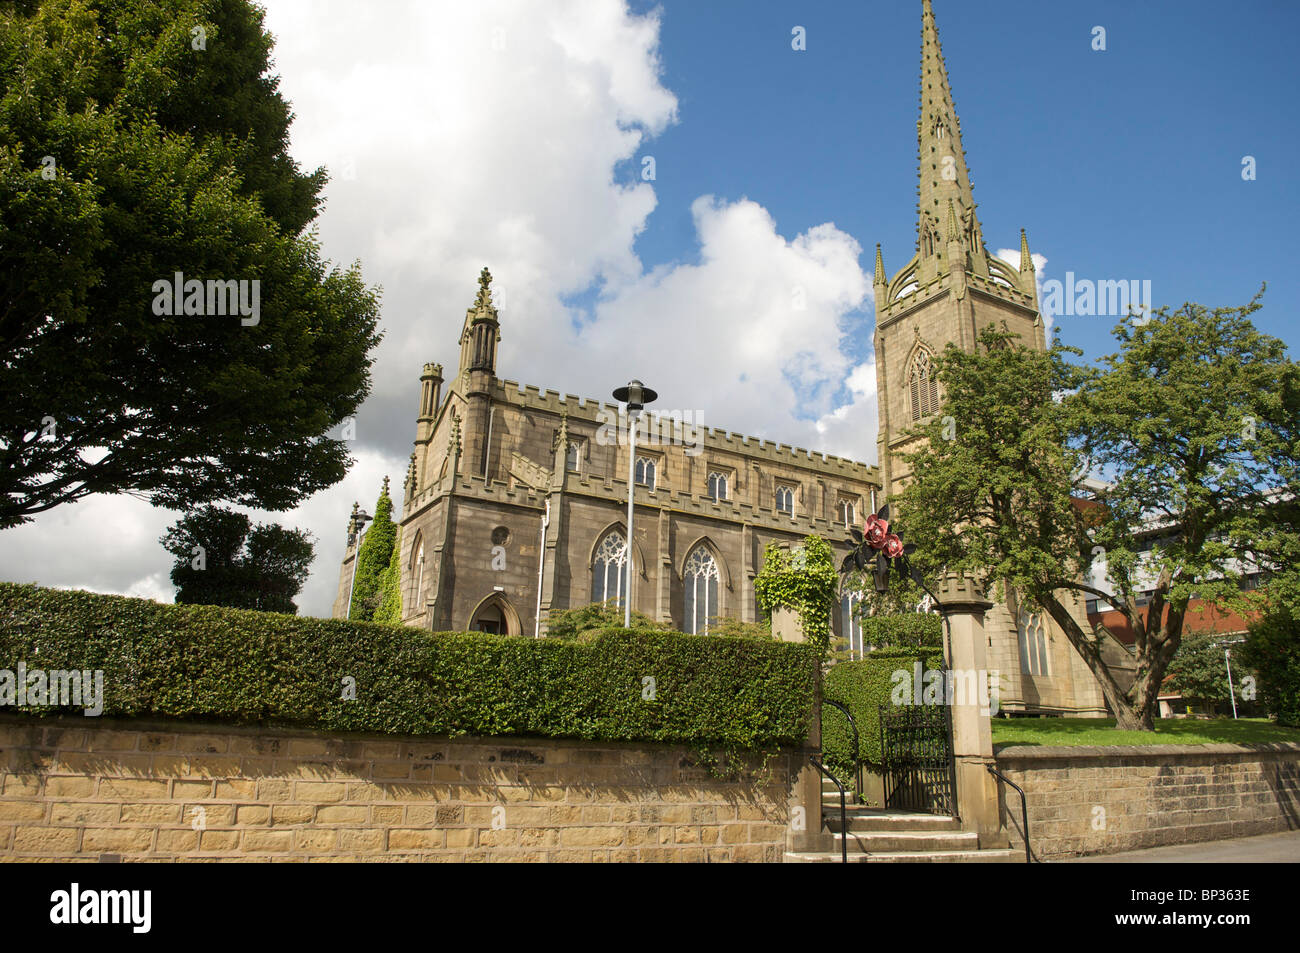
[809,755,848,864]
[822,699,861,803]
[987,764,1033,864]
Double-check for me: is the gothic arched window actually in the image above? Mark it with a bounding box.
[635,456,656,491]
[775,485,794,515]
[591,531,628,609]
[840,589,864,660]
[409,532,425,614]
[908,348,940,421]
[683,547,720,635]
[707,472,729,502]
[1017,606,1050,677]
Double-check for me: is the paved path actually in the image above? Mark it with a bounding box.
[1064,830,1300,862]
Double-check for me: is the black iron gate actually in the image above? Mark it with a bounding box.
[879,702,958,817]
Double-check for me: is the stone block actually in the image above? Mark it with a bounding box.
[82,827,153,853]
[316,805,368,825]
[118,803,181,825]
[13,826,79,853]
[235,805,271,825]
[0,800,47,821]
[339,828,386,851]
[241,829,294,852]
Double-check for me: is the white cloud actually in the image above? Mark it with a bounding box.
[1,0,879,617]
[576,196,871,450]
[0,448,400,618]
[814,358,879,462]
[995,247,1052,334]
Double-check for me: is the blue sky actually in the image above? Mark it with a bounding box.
[623,0,1299,371]
[7,0,1297,617]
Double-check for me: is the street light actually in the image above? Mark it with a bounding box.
[345,506,373,620]
[1221,636,1246,719]
[612,379,657,628]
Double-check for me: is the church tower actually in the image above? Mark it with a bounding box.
[874,0,1045,501]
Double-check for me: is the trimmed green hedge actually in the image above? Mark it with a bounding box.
[822,648,946,781]
[0,583,817,750]
[859,613,943,650]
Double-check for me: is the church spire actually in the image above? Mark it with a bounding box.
[917,0,986,279]
[1019,228,1034,274]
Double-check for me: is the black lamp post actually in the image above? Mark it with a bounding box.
[345,507,373,620]
[611,379,658,627]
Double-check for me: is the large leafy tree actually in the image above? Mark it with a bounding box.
[896,293,1300,730]
[0,0,381,528]
[1067,291,1298,728]
[161,505,315,614]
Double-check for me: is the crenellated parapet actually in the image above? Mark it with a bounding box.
[491,379,879,481]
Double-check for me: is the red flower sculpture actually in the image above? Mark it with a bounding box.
[883,533,904,559]
[863,514,889,549]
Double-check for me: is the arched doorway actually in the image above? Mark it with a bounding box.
[467,593,520,635]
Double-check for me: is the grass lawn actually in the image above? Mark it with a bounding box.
[991,716,1300,748]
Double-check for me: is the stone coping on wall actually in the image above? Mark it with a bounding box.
[996,742,1300,761]
[0,712,805,769]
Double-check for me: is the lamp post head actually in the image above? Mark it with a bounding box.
[613,379,657,412]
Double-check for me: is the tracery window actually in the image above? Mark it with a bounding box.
[635,456,656,490]
[775,485,794,515]
[1018,606,1051,677]
[591,531,628,609]
[908,349,940,420]
[840,590,864,660]
[683,547,720,635]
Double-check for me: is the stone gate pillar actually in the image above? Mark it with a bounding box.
[936,573,1007,848]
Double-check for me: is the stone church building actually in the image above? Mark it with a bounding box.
[333,0,1118,717]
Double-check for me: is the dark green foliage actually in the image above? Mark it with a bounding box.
[859,613,943,650]
[0,583,817,749]
[160,505,314,614]
[895,293,1300,730]
[704,616,776,641]
[754,535,839,650]
[1164,631,1256,712]
[821,649,945,780]
[1240,604,1300,727]
[349,482,396,621]
[372,527,403,625]
[0,0,381,527]
[544,601,672,641]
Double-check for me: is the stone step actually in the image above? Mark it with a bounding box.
[823,808,962,832]
[829,829,979,853]
[784,848,1022,864]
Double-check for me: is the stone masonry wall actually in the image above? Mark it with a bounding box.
[995,743,1300,860]
[0,716,799,862]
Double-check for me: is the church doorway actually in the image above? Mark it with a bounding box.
[467,593,520,635]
